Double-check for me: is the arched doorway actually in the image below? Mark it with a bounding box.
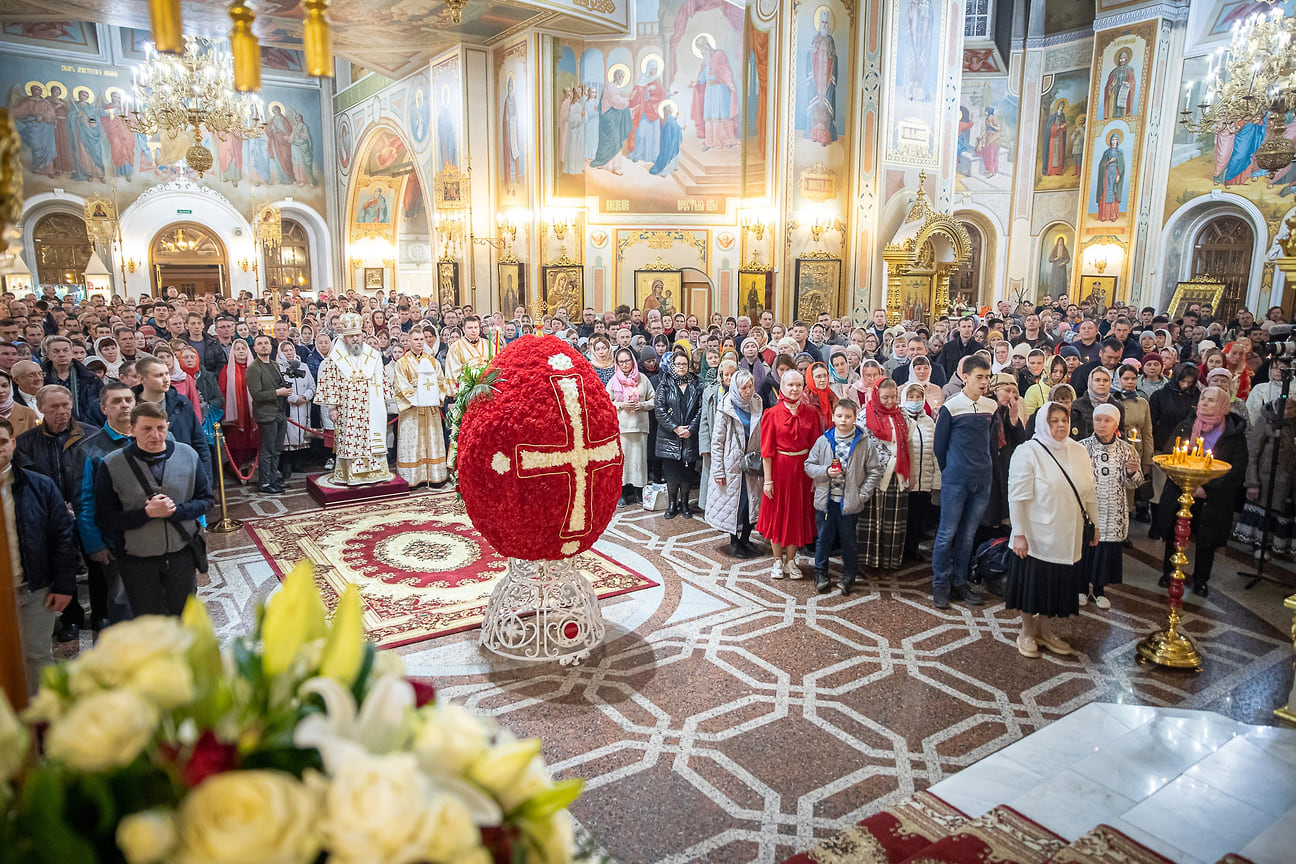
[150,223,229,297]
[265,218,313,292]
[681,267,713,322]
[1191,215,1253,322]
[32,213,92,289]
[949,221,985,308]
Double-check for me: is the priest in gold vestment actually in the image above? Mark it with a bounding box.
[393,328,449,486]
[444,315,492,388]
[315,313,394,485]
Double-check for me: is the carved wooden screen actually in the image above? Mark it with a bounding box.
[265,219,311,291]
[32,214,92,287]
[948,221,984,311]
[1190,215,1253,323]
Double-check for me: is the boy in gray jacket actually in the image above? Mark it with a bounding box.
[804,398,886,596]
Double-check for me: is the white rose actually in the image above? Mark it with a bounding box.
[414,703,492,776]
[177,770,320,864]
[130,656,196,710]
[0,694,28,784]
[319,752,476,864]
[46,690,158,772]
[72,617,193,692]
[423,793,481,862]
[117,809,178,864]
[21,686,64,725]
[371,649,406,679]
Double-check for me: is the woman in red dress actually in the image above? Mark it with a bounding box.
[758,370,822,580]
[219,339,260,479]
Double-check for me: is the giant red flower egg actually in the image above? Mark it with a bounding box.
[457,336,623,560]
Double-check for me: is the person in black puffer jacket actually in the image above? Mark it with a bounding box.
[639,346,664,484]
[1148,362,1200,451]
[655,351,703,519]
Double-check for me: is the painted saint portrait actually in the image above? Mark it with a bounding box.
[1103,48,1137,119]
[804,6,839,145]
[1094,130,1126,222]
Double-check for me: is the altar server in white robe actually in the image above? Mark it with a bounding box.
[393,328,450,486]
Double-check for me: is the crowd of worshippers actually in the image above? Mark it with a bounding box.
[2,286,1290,680]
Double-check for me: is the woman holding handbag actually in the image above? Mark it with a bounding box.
[1004,401,1099,659]
[706,369,764,558]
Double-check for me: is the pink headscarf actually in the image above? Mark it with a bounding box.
[1190,386,1231,452]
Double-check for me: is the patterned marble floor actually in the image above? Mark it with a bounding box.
[183,472,1296,864]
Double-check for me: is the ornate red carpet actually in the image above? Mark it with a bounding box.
[244,491,657,648]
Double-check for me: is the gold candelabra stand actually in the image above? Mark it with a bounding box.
[1138,444,1231,671]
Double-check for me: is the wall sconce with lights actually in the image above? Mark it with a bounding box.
[125,258,139,274]
[473,210,527,262]
[541,209,579,264]
[788,208,845,256]
[738,207,775,270]
[436,215,464,261]
[239,258,251,272]
[1083,238,1124,274]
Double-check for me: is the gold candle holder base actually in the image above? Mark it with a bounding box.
[1137,453,1233,673]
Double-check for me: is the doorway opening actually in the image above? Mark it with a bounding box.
[150,223,229,297]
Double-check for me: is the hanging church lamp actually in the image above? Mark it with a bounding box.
[123,37,267,179]
[227,0,261,93]
[303,0,334,78]
[147,0,184,54]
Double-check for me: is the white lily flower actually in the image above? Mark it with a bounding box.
[294,676,415,773]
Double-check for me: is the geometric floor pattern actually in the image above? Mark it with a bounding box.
[195,474,1296,864]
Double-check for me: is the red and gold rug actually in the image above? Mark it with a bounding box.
[245,491,657,648]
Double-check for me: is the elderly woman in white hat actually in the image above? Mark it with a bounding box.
[1078,403,1142,610]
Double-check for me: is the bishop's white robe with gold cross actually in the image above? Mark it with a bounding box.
[315,345,395,485]
[393,350,449,485]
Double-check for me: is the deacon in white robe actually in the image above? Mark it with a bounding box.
[393,330,449,486]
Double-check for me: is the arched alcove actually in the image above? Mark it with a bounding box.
[1159,192,1267,316]
[150,222,229,297]
[1190,215,1253,323]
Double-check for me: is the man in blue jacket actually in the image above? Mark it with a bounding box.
[134,356,212,485]
[0,418,78,691]
[932,353,995,609]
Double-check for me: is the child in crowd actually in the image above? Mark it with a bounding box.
[804,399,885,596]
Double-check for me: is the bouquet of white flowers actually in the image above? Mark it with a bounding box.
[0,563,581,864]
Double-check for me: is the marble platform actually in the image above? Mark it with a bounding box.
[929,702,1296,864]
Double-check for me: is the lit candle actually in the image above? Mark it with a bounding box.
[1174,436,1182,454]
[1196,437,1204,456]
[1129,428,1139,444]
[1205,449,1213,469]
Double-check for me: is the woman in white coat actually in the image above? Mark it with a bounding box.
[1004,401,1099,659]
[276,342,316,478]
[706,369,764,558]
[607,347,656,506]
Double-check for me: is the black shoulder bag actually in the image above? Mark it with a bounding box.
[1033,440,1096,546]
[122,453,209,572]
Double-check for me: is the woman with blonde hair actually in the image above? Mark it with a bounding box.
[706,368,764,558]
[699,358,738,509]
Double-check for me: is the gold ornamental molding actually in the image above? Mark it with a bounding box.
[881,173,972,325]
[639,255,675,271]
[0,109,21,255]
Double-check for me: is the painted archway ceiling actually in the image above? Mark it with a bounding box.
[0,0,628,78]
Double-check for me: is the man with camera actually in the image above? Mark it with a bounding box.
[248,333,291,494]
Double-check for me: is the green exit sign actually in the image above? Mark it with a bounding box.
[176,209,192,214]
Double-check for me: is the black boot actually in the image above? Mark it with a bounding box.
[680,486,693,519]
[721,534,743,558]
[664,482,679,519]
[619,484,631,507]
[839,575,855,597]
[814,572,832,594]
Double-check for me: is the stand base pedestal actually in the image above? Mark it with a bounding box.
[1136,628,1203,671]
[307,472,409,507]
[479,558,606,666]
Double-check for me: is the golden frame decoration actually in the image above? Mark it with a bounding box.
[497,260,525,315]
[881,175,972,325]
[437,260,461,308]
[541,264,584,319]
[793,257,842,320]
[1081,275,1118,312]
[1167,274,1226,321]
[738,270,774,321]
[434,164,466,210]
[634,265,684,319]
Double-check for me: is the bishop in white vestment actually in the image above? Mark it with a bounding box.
[315,314,395,486]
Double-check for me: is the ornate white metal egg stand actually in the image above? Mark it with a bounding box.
[479,557,606,666]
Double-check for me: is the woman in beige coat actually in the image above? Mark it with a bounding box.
[706,369,763,558]
[1116,363,1154,520]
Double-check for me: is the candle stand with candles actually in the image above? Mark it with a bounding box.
[1138,441,1231,671]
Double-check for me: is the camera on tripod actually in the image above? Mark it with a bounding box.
[284,360,308,380]
[1255,325,1296,361]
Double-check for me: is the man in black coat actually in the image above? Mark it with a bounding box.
[937,316,986,380]
[1070,337,1125,399]
[133,356,213,486]
[203,316,238,376]
[42,334,104,425]
[1153,386,1247,598]
[0,417,78,691]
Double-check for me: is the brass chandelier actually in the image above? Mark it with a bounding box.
[122,36,266,178]
[1180,6,1296,173]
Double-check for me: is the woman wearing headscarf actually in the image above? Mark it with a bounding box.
[1152,386,1248,598]
[0,371,38,436]
[758,370,821,580]
[1024,355,1068,421]
[1079,403,1142,609]
[980,373,1027,544]
[177,343,222,427]
[277,341,316,479]
[588,335,617,385]
[1070,365,1125,441]
[219,338,260,477]
[804,362,836,432]
[859,378,912,571]
[608,347,656,507]
[1148,362,1201,451]
[94,337,121,379]
[1005,401,1099,659]
[827,348,858,399]
[655,351,703,519]
[1237,394,1296,556]
[1223,339,1253,399]
[706,368,764,559]
[739,336,773,409]
[699,358,737,510]
[901,382,940,562]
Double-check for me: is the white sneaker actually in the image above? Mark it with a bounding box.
[1094,595,1111,610]
[785,559,804,580]
[1078,593,1088,607]
[771,562,787,580]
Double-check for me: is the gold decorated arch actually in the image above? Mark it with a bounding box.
[882,178,972,325]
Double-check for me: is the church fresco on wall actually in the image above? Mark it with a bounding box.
[1035,69,1089,192]
[3,55,326,216]
[550,0,749,215]
[954,77,1018,193]
[1038,223,1075,301]
[884,0,948,166]
[496,37,531,208]
[1164,53,1296,225]
[431,54,462,176]
[789,0,851,212]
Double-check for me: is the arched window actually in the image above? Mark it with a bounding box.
[32,213,91,287]
[1191,215,1253,323]
[949,221,984,310]
[265,219,312,291]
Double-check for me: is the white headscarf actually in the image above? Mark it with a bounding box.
[1032,400,1072,455]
